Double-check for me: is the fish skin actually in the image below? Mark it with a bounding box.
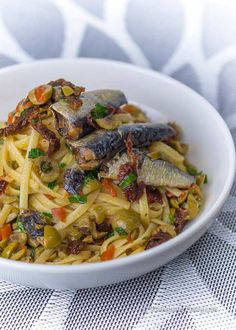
[51,89,127,139]
[68,123,176,168]
[101,150,195,188]
[139,157,195,188]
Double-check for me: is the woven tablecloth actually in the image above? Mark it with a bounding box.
[0,0,235,329]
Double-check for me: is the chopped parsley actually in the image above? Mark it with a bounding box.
[30,248,35,258]
[119,172,137,189]
[59,162,66,169]
[204,174,208,184]
[28,148,45,159]
[115,227,128,236]
[168,213,175,224]
[84,170,98,184]
[186,164,202,176]
[20,108,31,117]
[69,194,87,204]
[48,181,56,190]
[91,103,109,120]
[16,217,25,232]
[107,231,115,238]
[0,138,4,145]
[42,212,53,219]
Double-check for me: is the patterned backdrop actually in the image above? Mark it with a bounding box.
[0,0,235,329]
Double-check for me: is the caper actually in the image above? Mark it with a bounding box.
[28,84,52,105]
[33,156,59,183]
[44,225,61,249]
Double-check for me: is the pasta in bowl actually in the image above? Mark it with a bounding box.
[0,79,207,265]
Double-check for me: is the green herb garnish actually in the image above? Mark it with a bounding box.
[48,181,56,190]
[91,103,109,120]
[84,170,98,184]
[107,231,115,238]
[59,162,66,169]
[186,164,202,176]
[20,108,31,117]
[30,248,35,259]
[115,227,128,236]
[168,213,175,224]
[16,217,25,232]
[0,138,4,145]
[42,212,53,218]
[204,175,208,184]
[69,195,87,204]
[28,148,45,159]
[40,160,53,173]
[119,172,137,189]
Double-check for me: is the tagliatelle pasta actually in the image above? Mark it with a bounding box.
[0,79,206,264]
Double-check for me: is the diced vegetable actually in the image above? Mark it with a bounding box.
[28,148,45,159]
[28,84,52,105]
[0,224,12,240]
[101,244,115,261]
[62,85,74,96]
[44,225,61,249]
[101,179,117,197]
[52,208,66,221]
[119,173,137,189]
[68,195,87,204]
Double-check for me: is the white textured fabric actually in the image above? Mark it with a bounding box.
[0,0,235,329]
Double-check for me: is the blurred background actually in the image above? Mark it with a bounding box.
[0,0,235,142]
[0,1,236,329]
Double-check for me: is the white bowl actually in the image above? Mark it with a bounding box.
[0,59,234,289]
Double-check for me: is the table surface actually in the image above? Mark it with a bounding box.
[0,0,235,329]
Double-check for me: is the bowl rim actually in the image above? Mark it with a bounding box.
[0,57,235,274]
